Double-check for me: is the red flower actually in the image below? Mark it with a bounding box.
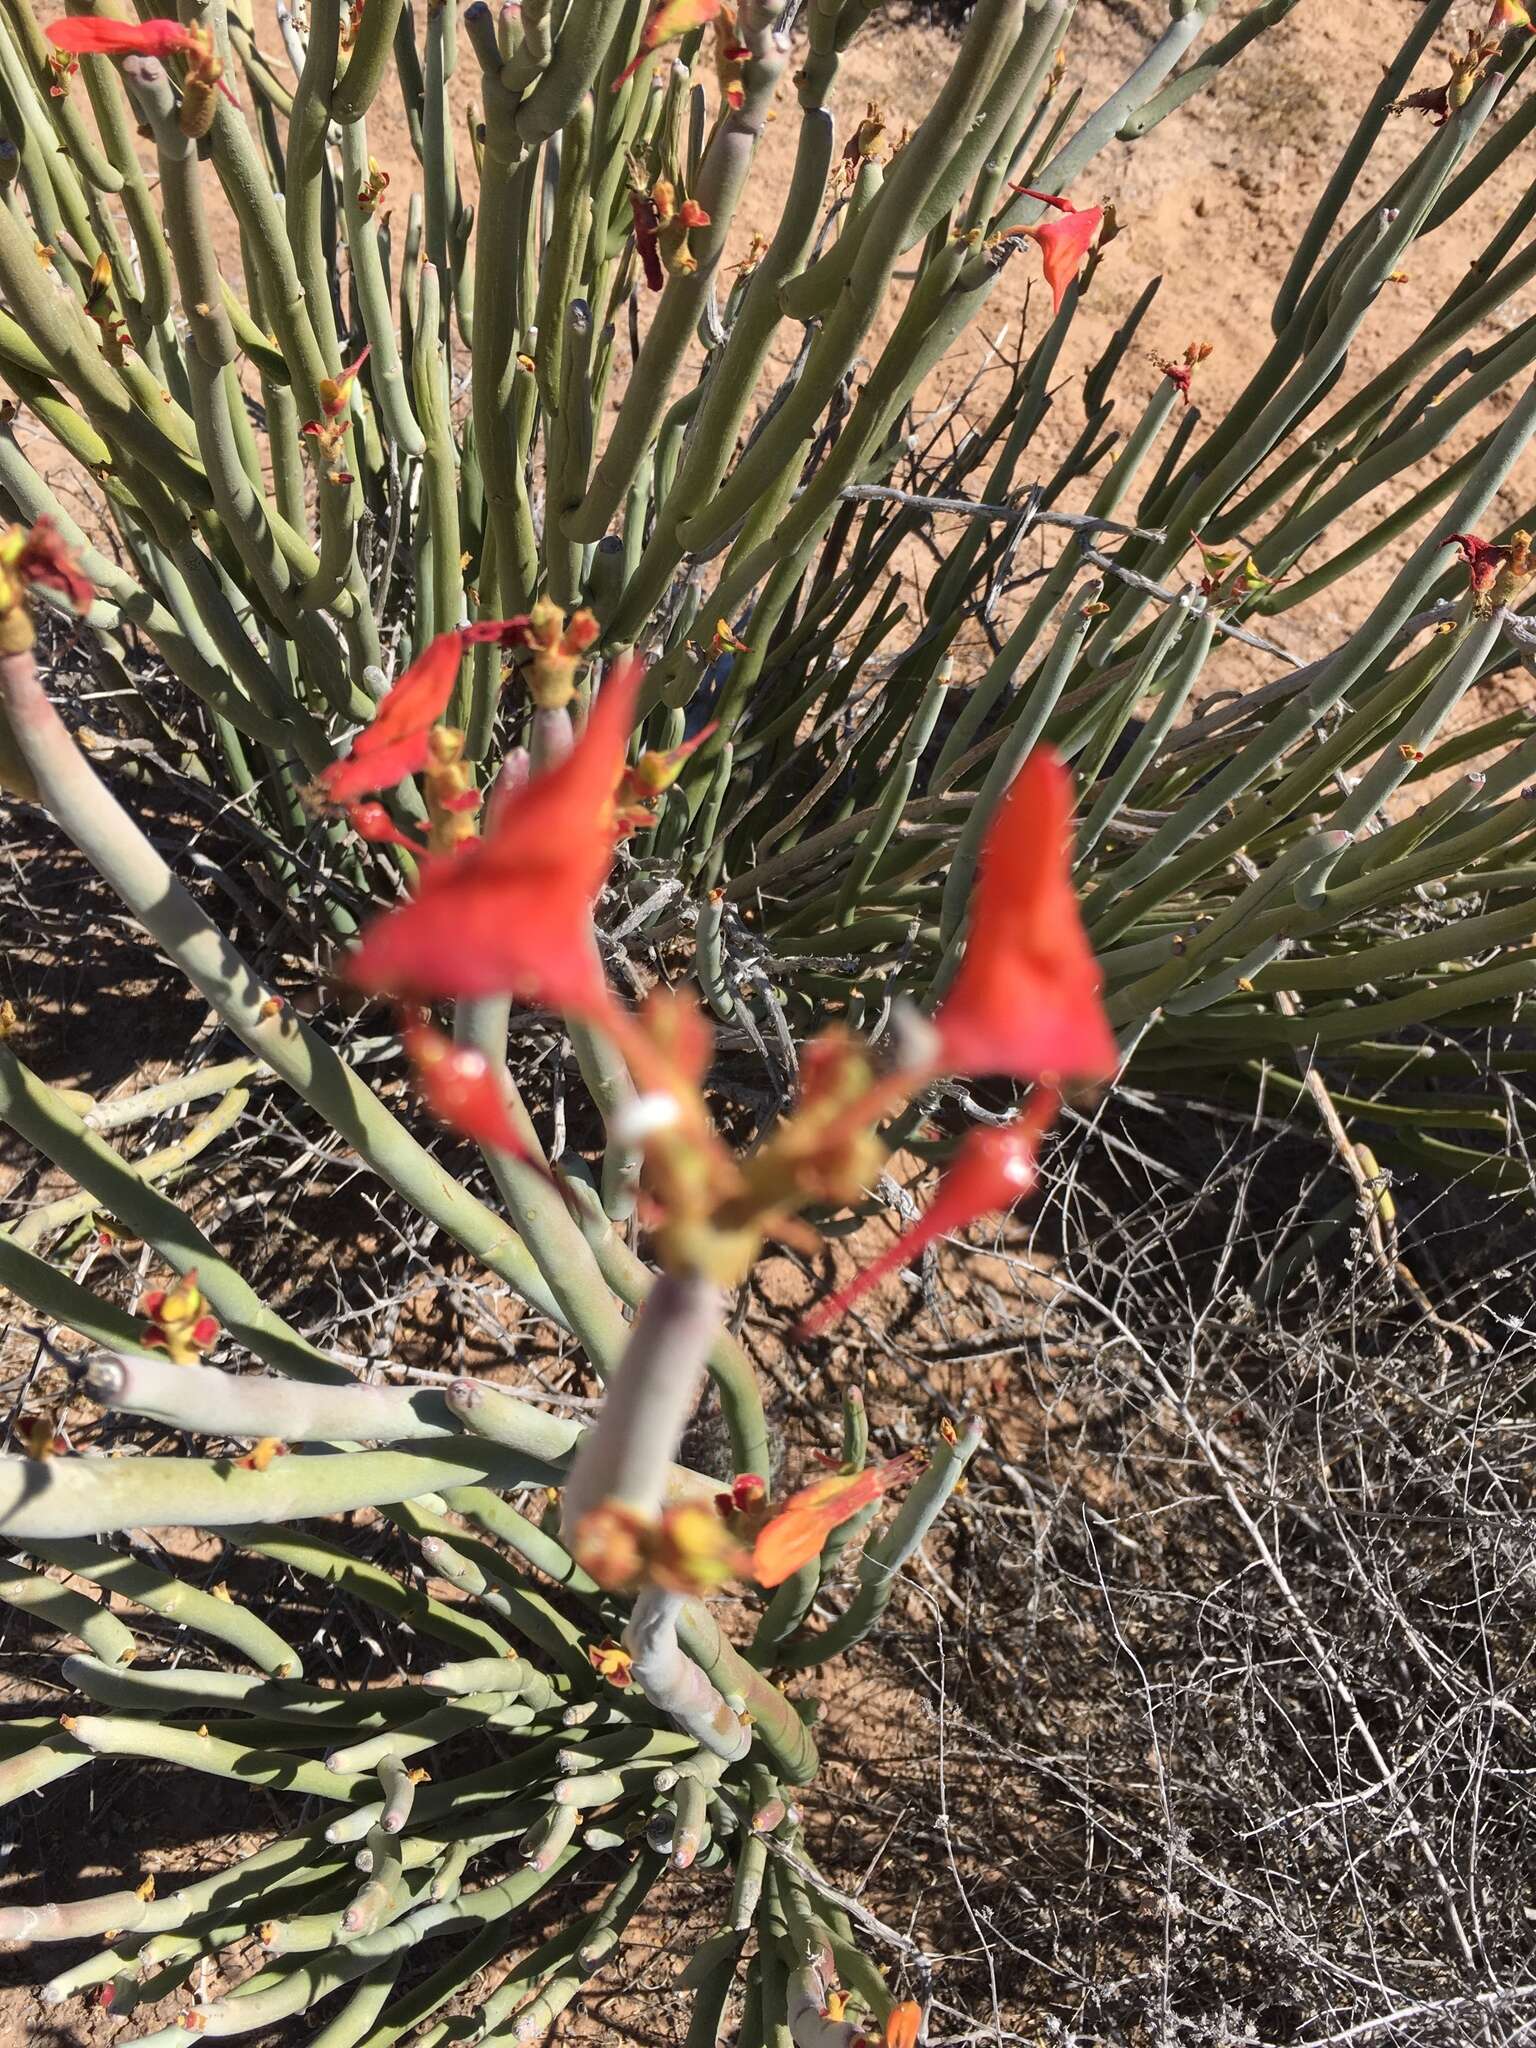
[345,801,428,856]
[344,655,643,1020]
[46,16,196,57]
[933,747,1117,1086]
[314,625,515,807]
[403,1020,532,1159]
[1009,186,1104,313]
[750,1451,926,1587]
[45,14,236,120]
[800,1096,1058,1337]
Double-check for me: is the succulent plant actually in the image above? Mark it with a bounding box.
[5,0,1536,2035]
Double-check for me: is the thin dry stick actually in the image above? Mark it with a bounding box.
[1046,1269,1482,1979]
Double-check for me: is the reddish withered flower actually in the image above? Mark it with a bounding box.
[1446,528,1533,612]
[6,519,93,615]
[612,0,723,92]
[1008,186,1104,313]
[800,1096,1059,1336]
[402,1020,532,1159]
[344,655,643,1020]
[629,174,714,287]
[1388,27,1497,124]
[748,1451,926,1587]
[932,747,1118,1086]
[629,187,665,291]
[1192,532,1270,607]
[357,156,390,220]
[1153,339,1214,406]
[1446,530,1507,594]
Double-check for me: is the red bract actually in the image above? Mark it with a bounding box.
[344,655,644,1019]
[933,746,1118,1086]
[799,1096,1058,1337]
[1010,185,1104,313]
[46,16,193,56]
[315,626,513,806]
[403,1021,532,1159]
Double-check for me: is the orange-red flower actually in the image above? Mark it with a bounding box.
[344,655,643,1021]
[612,0,723,92]
[402,1020,532,1159]
[749,1452,926,1586]
[882,2000,922,2048]
[800,1095,1058,1337]
[46,16,199,58]
[1009,186,1104,313]
[933,747,1117,1086]
[345,801,428,856]
[47,15,235,125]
[313,625,515,807]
